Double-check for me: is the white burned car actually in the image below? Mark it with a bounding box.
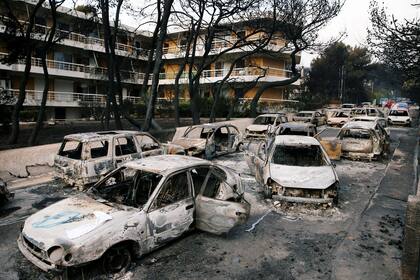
[170,123,242,159]
[244,113,288,140]
[245,135,339,204]
[327,110,350,127]
[54,131,184,188]
[18,155,250,273]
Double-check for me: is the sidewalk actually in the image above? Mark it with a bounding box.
[332,127,418,280]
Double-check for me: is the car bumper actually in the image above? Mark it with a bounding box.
[17,234,61,273]
[272,195,334,204]
[341,151,378,160]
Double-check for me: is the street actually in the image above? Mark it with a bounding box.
[0,126,417,280]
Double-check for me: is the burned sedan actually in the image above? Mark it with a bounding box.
[244,113,288,140]
[245,135,339,204]
[54,131,184,188]
[18,155,250,273]
[319,121,389,161]
[170,123,242,159]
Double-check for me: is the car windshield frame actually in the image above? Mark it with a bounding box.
[389,110,409,116]
[253,116,276,125]
[270,144,327,167]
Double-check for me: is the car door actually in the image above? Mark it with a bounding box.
[85,140,114,182]
[113,136,141,166]
[135,134,164,158]
[227,126,240,152]
[195,168,250,234]
[146,170,194,245]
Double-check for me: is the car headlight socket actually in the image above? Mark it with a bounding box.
[47,246,65,263]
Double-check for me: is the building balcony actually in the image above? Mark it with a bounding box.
[0,52,144,84]
[0,18,149,59]
[3,89,145,108]
[0,52,297,86]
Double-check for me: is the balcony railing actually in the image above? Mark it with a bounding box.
[0,17,149,58]
[0,51,292,84]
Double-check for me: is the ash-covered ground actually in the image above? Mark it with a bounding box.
[0,127,415,280]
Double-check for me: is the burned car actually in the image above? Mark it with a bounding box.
[319,121,389,160]
[244,113,288,140]
[327,110,350,127]
[274,122,318,137]
[18,155,250,273]
[293,111,326,126]
[170,123,242,159]
[245,135,339,204]
[54,131,184,188]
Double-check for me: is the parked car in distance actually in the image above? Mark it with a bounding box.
[244,113,288,140]
[245,135,339,204]
[350,107,385,118]
[352,116,389,130]
[54,131,185,188]
[319,121,389,161]
[170,123,242,159]
[361,102,372,107]
[274,122,318,137]
[341,103,356,111]
[388,109,411,126]
[293,111,326,126]
[18,155,250,273]
[327,110,350,127]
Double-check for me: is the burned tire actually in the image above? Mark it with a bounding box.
[102,245,132,274]
[263,185,273,199]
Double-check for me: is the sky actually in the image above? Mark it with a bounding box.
[300,0,420,66]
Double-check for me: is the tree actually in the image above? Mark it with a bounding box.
[248,0,343,117]
[306,42,371,105]
[368,0,420,101]
[0,0,47,144]
[28,0,65,145]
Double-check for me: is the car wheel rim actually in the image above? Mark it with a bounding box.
[103,247,131,273]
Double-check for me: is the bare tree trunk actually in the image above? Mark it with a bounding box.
[7,0,46,144]
[143,0,174,131]
[28,0,60,145]
[28,53,49,145]
[226,88,242,120]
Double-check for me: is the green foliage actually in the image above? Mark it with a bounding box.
[307,42,372,104]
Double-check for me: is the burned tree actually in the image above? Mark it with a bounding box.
[248,0,342,117]
[368,1,420,87]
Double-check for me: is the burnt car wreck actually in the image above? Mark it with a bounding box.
[170,123,242,159]
[18,155,250,273]
[54,131,184,188]
[245,135,339,204]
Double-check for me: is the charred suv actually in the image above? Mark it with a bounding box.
[18,155,250,273]
[245,135,339,204]
[54,131,184,188]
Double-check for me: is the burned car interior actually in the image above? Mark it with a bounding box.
[58,140,83,159]
[271,145,326,167]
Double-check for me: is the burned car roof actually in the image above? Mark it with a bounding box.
[278,122,315,129]
[123,155,209,175]
[274,135,320,146]
[342,121,376,130]
[64,130,144,142]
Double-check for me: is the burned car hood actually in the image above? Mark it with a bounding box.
[171,138,207,150]
[269,164,336,189]
[22,194,130,250]
[246,124,270,132]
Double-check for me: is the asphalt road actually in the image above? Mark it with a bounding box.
[0,126,417,280]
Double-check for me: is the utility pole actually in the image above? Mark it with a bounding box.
[338,65,345,102]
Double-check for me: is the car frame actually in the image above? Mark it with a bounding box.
[245,135,339,204]
[244,113,288,140]
[388,109,412,126]
[18,155,250,273]
[54,131,184,188]
[293,111,326,126]
[170,123,242,159]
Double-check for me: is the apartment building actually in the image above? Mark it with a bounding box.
[0,0,300,120]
